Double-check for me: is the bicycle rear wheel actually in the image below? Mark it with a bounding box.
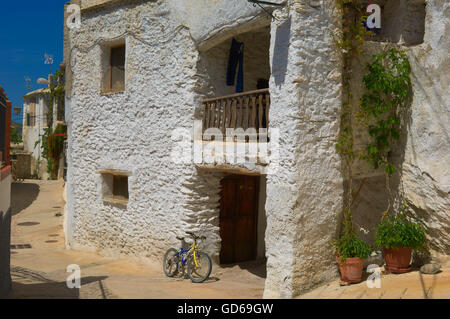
[163,248,179,277]
[187,251,212,283]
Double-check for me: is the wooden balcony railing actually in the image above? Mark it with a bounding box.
[202,88,270,141]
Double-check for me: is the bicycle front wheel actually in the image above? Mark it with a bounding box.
[187,251,212,283]
[163,248,179,277]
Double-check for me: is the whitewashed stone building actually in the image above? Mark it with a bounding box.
[22,88,51,179]
[21,78,66,179]
[63,0,449,297]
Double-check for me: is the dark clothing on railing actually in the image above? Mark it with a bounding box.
[226,38,244,93]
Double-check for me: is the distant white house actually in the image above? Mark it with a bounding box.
[22,88,50,179]
[21,74,66,180]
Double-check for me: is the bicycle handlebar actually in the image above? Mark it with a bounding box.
[176,232,206,242]
[185,231,206,240]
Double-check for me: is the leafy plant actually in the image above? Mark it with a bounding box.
[332,209,372,262]
[11,127,22,144]
[335,233,372,262]
[374,212,426,249]
[46,123,67,179]
[359,48,411,175]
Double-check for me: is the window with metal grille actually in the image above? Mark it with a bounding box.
[28,100,36,126]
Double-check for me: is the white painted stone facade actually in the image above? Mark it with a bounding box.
[399,0,449,256]
[64,0,449,298]
[22,90,50,179]
[347,0,449,263]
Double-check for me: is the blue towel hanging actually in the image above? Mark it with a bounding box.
[226,38,244,93]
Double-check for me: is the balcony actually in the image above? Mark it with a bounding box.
[202,88,270,141]
[198,89,273,175]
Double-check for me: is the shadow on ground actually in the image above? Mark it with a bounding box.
[220,259,267,279]
[11,182,40,216]
[10,266,111,299]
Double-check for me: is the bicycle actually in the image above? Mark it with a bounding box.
[163,231,212,283]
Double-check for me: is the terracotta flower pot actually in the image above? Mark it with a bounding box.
[383,247,412,273]
[337,256,364,284]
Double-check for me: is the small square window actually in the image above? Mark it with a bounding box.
[101,170,130,206]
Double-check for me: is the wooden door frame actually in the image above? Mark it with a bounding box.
[219,173,260,264]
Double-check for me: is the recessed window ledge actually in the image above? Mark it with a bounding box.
[102,196,128,207]
[100,90,125,96]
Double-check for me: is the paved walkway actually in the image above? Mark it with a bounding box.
[298,266,450,299]
[10,180,265,299]
[10,179,449,299]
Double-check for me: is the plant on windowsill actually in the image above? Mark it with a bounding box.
[332,209,372,284]
[374,203,426,274]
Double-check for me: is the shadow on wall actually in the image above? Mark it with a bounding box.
[350,78,413,247]
[272,17,291,88]
[343,44,414,251]
[11,266,111,299]
[0,209,11,298]
[11,182,40,216]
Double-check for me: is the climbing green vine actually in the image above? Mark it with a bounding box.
[335,1,412,184]
[331,0,415,260]
[359,48,411,175]
[334,0,371,209]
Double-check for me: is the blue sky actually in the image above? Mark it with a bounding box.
[0,0,66,124]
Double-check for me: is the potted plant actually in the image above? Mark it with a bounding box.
[332,210,372,284]
[374,210,426,274]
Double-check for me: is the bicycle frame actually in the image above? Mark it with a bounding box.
[174,241,199,267]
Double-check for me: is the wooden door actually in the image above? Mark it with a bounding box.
[220,174,259,264]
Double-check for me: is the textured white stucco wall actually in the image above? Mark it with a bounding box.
[67,0,345,298]
[401,0,449,256]
[263,1,344,298]
[167,0,271,49]
[347,0,449,259]
[66,0,448,298]
[66,0,234,262]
